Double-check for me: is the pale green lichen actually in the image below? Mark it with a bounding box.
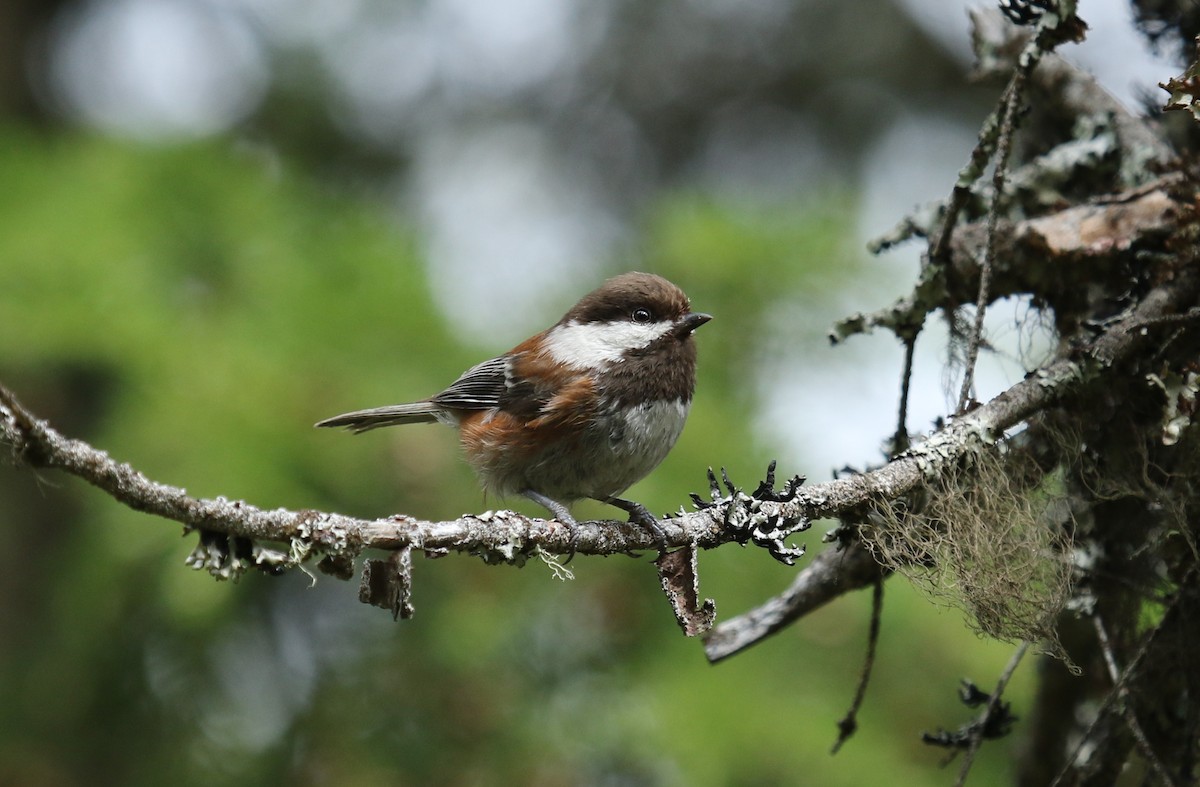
[1147,369,1199,446]
[863,444,1073,649]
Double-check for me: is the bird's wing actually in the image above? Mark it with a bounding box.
[430,355,509,410]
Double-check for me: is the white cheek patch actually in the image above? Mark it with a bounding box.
[544,319,674,369]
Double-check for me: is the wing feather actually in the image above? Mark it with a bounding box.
[430,356,508,410]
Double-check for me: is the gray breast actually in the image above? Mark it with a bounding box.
[607,397,690,484]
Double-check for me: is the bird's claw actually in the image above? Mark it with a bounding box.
[626,502,670,553]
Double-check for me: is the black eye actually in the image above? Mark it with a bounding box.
[632,308,653,324]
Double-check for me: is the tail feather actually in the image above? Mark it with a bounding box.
[315,402,442,433]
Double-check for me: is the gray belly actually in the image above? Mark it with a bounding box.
[513,397,690,501]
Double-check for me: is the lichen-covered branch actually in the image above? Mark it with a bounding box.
[3,261,1192,628]
[834,175,1186,344]
[837,6,1178,349]
[0,382,813,568]
[703,541,885,663]
[708,267,1195,660]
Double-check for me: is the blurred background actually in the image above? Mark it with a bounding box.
[0,0,1183,784]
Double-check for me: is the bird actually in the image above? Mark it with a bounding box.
[316,271,710,550]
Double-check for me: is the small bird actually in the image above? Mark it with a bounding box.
[316,272,710,549]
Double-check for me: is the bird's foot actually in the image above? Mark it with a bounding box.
[603,496,669,553]
[521,489,580,562]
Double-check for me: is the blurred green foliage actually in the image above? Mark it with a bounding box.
[0,128,1030,786]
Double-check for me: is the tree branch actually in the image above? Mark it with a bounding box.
[1092,613,1178,787]
[707,268,1194,660]
[1049,565,1198,787]
[954,641,1030,787]
[2,263,1195,630]
[703,540,886,663]
[834,175,1186,343]
[956,69,1024,412]
[830,577,885,753]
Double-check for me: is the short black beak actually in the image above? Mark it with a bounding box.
[676,312,712,337]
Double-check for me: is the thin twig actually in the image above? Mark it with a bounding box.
[832,578,884,753]
[1049,565,1197,787]
[1131,307,1200,330]
[929,20,1053,266]
[893,339,916,454]
[1092,614,1178,787]
[957,75,1025,413]
[954,641,1030,787]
